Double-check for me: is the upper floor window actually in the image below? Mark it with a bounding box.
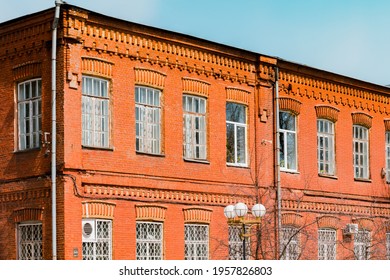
[183,95,207,160]
[386,132,390,182]
[82,219,112,260]
[82,76,110,148]
[279,111,297,171]
[317,119,335,176]
[17,222,42,260]
[354,229,370,260]
[184,224,209,260]
[136,221,163,260]
[17,79,42,150]
[226,102,247,166]
[386,232,390,260]
[318,228,336,260]
[353,125,369,179]
[280,226,300,260]
[135,86,161,154]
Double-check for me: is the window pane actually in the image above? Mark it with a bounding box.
[237,125,246,164]
[279,111,295,131]
[226,123,235,163]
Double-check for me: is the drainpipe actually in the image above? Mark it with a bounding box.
[274,66,282,259]
[51,0,63,260]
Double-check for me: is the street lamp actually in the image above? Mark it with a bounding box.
[224,202,266,260]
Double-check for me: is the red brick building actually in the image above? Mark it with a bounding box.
[0,4,389,260]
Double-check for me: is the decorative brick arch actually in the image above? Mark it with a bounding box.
[384,119,390,131]
[134,68,166,90]
[226,87,251,105]
[82,200,116,219]
[82,56,114,78]
[183,207,212,224]
[13,61,42,81]
[317,215,340,229]
[352,112,372,129]
[315,105,340,123]
[182,77,210,98]
[281,212,303,227]
[352,218,374,231]
[279,97,302,115]
[13,208,44,223]
[135,204,167,222]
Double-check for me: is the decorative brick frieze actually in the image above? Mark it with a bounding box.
[0,188,50,203]
[13,207,44,223]
[134,67,166,89]
[135,204,167,222]
[315,105,340,123]
[81,56,114,78]
[183,207,212,224]
[12,61,42,81]
[182,77,210,97]
[317,215,340,229]
[281,212,304,227]
[81,200,116,219]
[351,112,373,128]
[279,97,302,115]
[226,87,251,105]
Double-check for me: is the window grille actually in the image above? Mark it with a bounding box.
[17,79,42,150]
[279,111,297,171]
[136,222,163,260]
[280,227,300,260]
[135,86,161,154]
[354,229,370,260]
[386,132,390,182]
[226,103,247,166]
[183,95,207,160]
[82,76,110,148]
[184,224,209,260]
[353,125,369,179]
[18,222,43,260]
[228,225,250,260]
[318,228,336,260]
[317,119,335,175]
[82,219,112,260]
[386,233,390,260]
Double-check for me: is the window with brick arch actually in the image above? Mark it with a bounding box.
[183,95,207,160]
[17,79,42,150]
[17,222,42,260]
[353,125,369,179]
[317,119,335,176]
[82,76,110,148]
[226,102,247,166]
[318,228,336,260]
[135,86,162,154]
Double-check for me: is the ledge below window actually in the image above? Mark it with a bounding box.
[13,147,41,154]
[226,163,249,169]
[354,178,372,183]
[136,151,165,157]
[82,145,114,151]
[183,158,210,164]
[318,173,338,180]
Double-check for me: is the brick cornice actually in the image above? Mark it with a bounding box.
[0,188,50,203]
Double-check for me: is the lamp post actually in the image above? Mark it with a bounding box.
[224,202,266,260]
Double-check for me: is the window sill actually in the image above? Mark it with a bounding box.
[82,145,114,151]
[354,178,372,183]
[14,147,41,154]
[136,151,165,157]
[226,163,249,169]
[183,158,210,164]
[280,169,300,174]
[318,173,338,180]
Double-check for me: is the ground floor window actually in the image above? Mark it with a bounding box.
[82,219,112,260]
[228,225,250,260]
[354,229,370,260]
[318,228,336,260]
[280,227,300,260]
[17,222,42,260]
[184,224,209,260]
[136,222,163,260]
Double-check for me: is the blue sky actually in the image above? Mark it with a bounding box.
[1,0,389,86]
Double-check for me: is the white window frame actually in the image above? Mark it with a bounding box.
[353,125,369,179]
[184,224,209,260]
[82,76,110,148]
[318,228,336,260]
[82,219,112,260]
[17,79,42,150]
[135,86,162,154]
[354,229,370,260]
[226,102,247,166]
[17,222,43,260]
[280,226,300,260]
[136,221,163,260]
[317,119,335,176]
[386,132,390,182]
[183,95,207,160]
[279,111,297,172]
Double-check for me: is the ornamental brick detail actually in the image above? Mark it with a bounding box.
[183,207,212,224]
[384,119,390,131]
[279,97,302,115]
[281,212,304,227]
[182,77,210,97]
[352,112,373,128]
[226,87,251,105]
[82,200,116,219]
[82,56,114,78]
[13,208,44,223]
[315,105,340,123]
[12,61,42,81]
[135,204,167,222]
[134,67,166,89]
[317,215,340,229]
[352,217,374,231]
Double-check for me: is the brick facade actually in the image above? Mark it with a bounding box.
[0,4,389,260]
